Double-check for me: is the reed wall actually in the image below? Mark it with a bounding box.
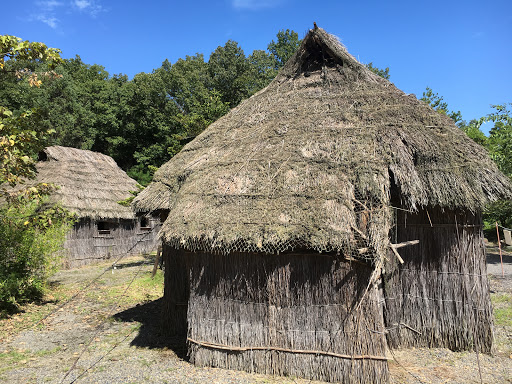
[383,207,493,353]
[162,245,189,336]
[163,247,389,383]
[62,215,161,268]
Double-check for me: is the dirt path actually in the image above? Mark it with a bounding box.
[0,251,510,384]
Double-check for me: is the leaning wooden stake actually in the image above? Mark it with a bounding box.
[496,222,505,278]
[151,244,162,278]
[389,240,420,264]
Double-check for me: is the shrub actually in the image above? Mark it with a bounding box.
[0,186,75,315]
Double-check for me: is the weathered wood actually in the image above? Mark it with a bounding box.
[151,244,162,278]
[390,240,420,249]
[187,337,389,361]
[388,240,419,264]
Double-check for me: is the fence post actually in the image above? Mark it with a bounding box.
[496,222,505,278]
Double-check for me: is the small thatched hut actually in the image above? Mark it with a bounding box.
[133,26,511,383]
[27,146,160,267]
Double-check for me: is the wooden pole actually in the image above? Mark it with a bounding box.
[389,240,420,264]
[496,222,504,278]
[151,244,162,278]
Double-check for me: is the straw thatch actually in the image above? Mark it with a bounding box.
[36,145,137,220]
[14,146,160,267]
[134,27,510,257]
[133,25,511,383]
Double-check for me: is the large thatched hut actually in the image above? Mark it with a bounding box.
[27,146,160,267]
[133,26,511,383]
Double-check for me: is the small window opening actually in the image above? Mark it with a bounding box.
[140,216,151,230]
[97,221,111,234]
[38,151,48,161]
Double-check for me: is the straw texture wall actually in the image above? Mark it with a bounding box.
[162,245,189,336]
[383,207,493,353]
[63,216,160,268]
[162,248,389,383]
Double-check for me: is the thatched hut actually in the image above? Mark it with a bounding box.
[27,146,160,267]
[133,26,511,383]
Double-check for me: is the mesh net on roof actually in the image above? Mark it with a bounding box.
[133,27,510,261]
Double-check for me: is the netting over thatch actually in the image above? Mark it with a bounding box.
[133,26,510,261]
[28,146,138,220]
[134,25,511,383]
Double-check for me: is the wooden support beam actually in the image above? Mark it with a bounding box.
[391,240,420,249]
[389,240,419,264]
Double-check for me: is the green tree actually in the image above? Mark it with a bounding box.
[247,49,278,92]
[160,55,228,125]
[0,36,62,186]
[485,104,512,178]
[460,119,488,147]
[421,87,462,125]
[267,29,301,70]
[208,40,253,107]
[0,36,74,314]
[119,70,183,183]
[365,62,390,80]
[470,104,512,230]
[0,187,74,314]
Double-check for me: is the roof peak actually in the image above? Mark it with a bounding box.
[278,26,381,84]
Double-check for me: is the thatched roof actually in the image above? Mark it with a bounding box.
[133,26,511,256]
[25,146,138,220]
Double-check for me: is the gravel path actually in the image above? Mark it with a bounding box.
[487,246,512,277]
[0,250,510,384]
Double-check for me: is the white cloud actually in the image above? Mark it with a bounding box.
[72,0,105,17]
[232,0,283,10]
[36,0,64,9]
[31,0,105,28]
[36,14,59,29]
[74,0,90,10]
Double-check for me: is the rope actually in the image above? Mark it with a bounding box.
[496,223,512,231]
[60,251,148,384]
[18,228,156,339]
[65,328,137,384]
[187,337,389,361]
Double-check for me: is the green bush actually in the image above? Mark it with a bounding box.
[0,188,74,315]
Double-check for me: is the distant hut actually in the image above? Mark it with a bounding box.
[28,146,160,267]
[133,26,511,383]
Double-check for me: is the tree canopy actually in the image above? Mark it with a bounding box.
[1,30,303,185]
[0,36,62,187]
[0,36,74,314]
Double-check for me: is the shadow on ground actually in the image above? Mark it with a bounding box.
[111,259,154,270]
[487,250,512,266]
[113,298,188,359]
[0,295,58,319]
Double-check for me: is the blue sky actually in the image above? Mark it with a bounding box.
[3,0,511,134]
